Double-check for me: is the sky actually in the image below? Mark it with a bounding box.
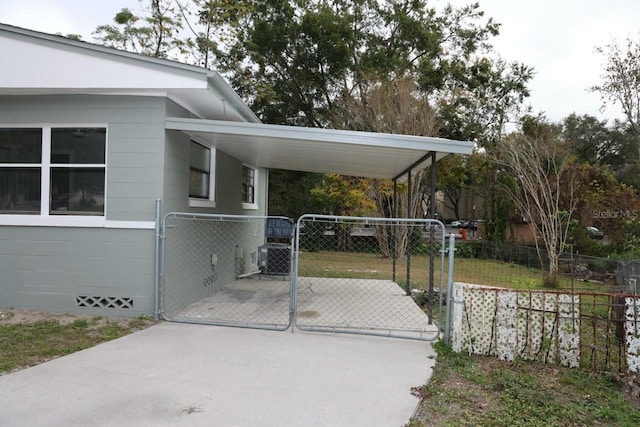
[1,0,639,125]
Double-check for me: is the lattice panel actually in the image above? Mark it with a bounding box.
[516,292,560,362]
[452,284,580,368]
[626,297,640,373]
[495,291,517,360]
[558,294,580,368]
[76,296,133,309]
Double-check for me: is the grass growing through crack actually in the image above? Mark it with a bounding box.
[0,314,156,374]
[408,341,640,427]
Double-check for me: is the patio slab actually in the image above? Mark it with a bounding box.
[170,277,439,340]
[0,322,436,427]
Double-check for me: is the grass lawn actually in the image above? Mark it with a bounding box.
[0,309,156,374]
[299,250,604,291]
[408,341,640,426]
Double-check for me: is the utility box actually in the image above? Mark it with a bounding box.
[258,243,291,276]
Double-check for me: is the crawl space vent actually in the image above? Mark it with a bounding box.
[76,296,133,309]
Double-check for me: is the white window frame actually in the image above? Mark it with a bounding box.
[0,124,110,227]
[242,164,258,210]
[188,140,216,208]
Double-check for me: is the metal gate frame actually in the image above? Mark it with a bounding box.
[156,211,455,341]
[159,212,295,331]
[292,214,449,341]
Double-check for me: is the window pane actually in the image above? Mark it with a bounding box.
[189,170,209,199]
[190,141,210,172]
[50,168,105,215]
[242,166,255,204]
[51,128,106,164]
[0,128,42,163]
[0,168,41,214]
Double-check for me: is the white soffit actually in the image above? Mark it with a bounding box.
[166,117,474,179]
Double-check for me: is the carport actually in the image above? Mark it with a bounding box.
[161,118,473,338]
[165,117,473,181]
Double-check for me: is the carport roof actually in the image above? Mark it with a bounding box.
[166,117,474,180]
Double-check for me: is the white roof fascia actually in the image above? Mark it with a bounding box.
[166,117,473,153]
[0,23,258,123]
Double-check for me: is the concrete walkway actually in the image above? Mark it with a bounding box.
[0,322,436,427]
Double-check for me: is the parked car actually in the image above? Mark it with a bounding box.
[586,226,604,239]
[464,220,478,230]
[450,219,466,228]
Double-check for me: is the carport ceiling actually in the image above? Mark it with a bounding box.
[166,117,474,180]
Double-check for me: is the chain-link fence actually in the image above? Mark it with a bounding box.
[293,215,445,341]
[161,213,294,330]
[453,240,634,292]
[450,240,640,372]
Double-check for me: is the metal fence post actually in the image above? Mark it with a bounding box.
[153,198,163,320]
[445,233,456,345]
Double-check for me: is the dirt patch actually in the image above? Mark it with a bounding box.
[0,308,139,328]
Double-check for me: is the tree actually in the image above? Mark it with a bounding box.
[93,1,188,60]
[200,0,512,126]
[328,77,440,257]
[560,113,640,189]
[435,152,487,220]
[592,35,640,139]
[309,174,376,251]
[494,118,577,287]
[268,169,324,219]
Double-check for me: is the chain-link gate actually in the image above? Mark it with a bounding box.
[293,215,445,341]
[160,212,448,340]
[160,213,294,330]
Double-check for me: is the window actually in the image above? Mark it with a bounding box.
[242,165,257,209]
[0,128,42,214]
[189,142,210,198]
[0,127,106,216]
[189,141,215,207]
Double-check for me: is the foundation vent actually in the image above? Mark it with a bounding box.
[76,296,133,309]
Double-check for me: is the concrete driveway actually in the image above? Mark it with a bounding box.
[0,322,436,427]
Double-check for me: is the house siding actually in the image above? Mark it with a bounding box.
[0,95,163,316]
[0,227,154,317]
[0,95,166,221]
[0,95,270,317]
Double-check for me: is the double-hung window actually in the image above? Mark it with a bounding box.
[189,141,216,207]
[0,127,106,217]
[242,165,257,210]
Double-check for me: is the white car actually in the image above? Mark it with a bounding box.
[450,219,466,228]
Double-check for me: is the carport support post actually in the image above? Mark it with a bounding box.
[392,178,397,282]
[428,151,437,322]
[405,169,412,296]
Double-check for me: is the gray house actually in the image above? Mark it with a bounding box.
[0,24,473,319]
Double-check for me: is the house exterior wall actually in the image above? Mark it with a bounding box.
[0,226,155,317]
[0,95,269,317]
[0,95,164,316]
[161,102,269,313]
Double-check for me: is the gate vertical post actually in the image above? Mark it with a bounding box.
[153,198,163,320]
[445,233,456,344]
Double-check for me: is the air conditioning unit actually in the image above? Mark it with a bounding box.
[258,243,291,276]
